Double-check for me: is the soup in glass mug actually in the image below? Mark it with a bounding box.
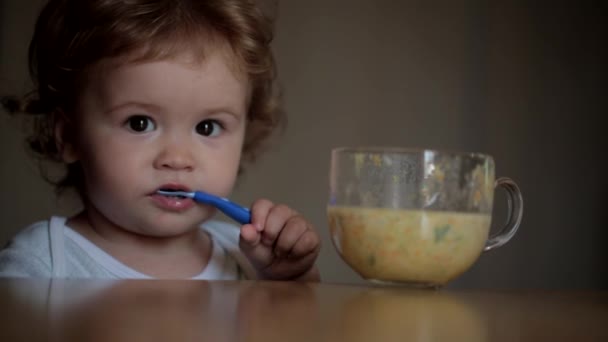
[327,148,523,287]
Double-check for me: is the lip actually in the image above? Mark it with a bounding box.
[154,183,193,193]
[150,183,195,211]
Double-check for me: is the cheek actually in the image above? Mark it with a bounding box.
[208,143,243,196]
[77,139,146,191]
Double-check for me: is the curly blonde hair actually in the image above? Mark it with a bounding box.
[2,0,284,195]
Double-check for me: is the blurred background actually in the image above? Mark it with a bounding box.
[1,0,606,289]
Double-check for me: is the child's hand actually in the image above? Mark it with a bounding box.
[239,199,321,281]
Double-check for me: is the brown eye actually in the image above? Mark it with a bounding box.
[126,115,156,133]
[196,120,222,137]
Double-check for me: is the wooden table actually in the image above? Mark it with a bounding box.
[1,279,606,341]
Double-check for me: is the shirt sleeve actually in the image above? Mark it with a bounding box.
[202,220,259,280]
[0,222,54,278]
[0,248,52,278]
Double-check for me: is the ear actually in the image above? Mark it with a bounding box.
[54,111,79,163]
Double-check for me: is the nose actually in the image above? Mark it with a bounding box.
[153,135,195,171]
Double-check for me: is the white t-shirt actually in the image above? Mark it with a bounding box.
[0,216,258,280]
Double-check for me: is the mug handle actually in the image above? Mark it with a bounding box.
[484,177,523,251]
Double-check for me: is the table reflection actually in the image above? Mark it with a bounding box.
[0,279,319,342]
[326,286,486,341]
[1,279,606,342]
[55,280,228,341]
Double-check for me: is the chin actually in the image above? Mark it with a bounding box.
[148,216,206,232]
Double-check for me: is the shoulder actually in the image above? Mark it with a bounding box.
[0,218,58,277]
[2,219,53,252]
[202,220,241,245]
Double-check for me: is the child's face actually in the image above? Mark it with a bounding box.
[64,48,249,236]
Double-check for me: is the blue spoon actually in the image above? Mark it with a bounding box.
[157,190,251,225]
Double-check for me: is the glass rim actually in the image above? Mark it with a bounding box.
[331,146,492,159]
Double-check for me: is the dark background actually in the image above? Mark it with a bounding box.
[1,0,606,288]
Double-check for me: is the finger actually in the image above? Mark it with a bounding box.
[261,204,296,247]
[239,224,261,247]
[263,252,318,280]
[289,230,321,259]
[250,198,274,232]
[274,215,309,258]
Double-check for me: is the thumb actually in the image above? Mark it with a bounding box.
[239,224,273,267]
[239,224,261,246]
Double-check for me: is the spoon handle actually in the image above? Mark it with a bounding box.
[192,191,251,225]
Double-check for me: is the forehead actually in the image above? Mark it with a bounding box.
[77,42,251,107]
[80,45,251,114]
[90,34,248,81]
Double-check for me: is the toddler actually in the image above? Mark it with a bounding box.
[0,0,320,281]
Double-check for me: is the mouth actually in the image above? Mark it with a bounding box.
[150,184,196,211]
[154,184,192,199]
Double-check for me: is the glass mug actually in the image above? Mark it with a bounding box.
[327,147,523,287]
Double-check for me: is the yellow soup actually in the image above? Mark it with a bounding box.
[327,206,491,285]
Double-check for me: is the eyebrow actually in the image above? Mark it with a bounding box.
[204,106,246,120]
[104,102,161,115]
